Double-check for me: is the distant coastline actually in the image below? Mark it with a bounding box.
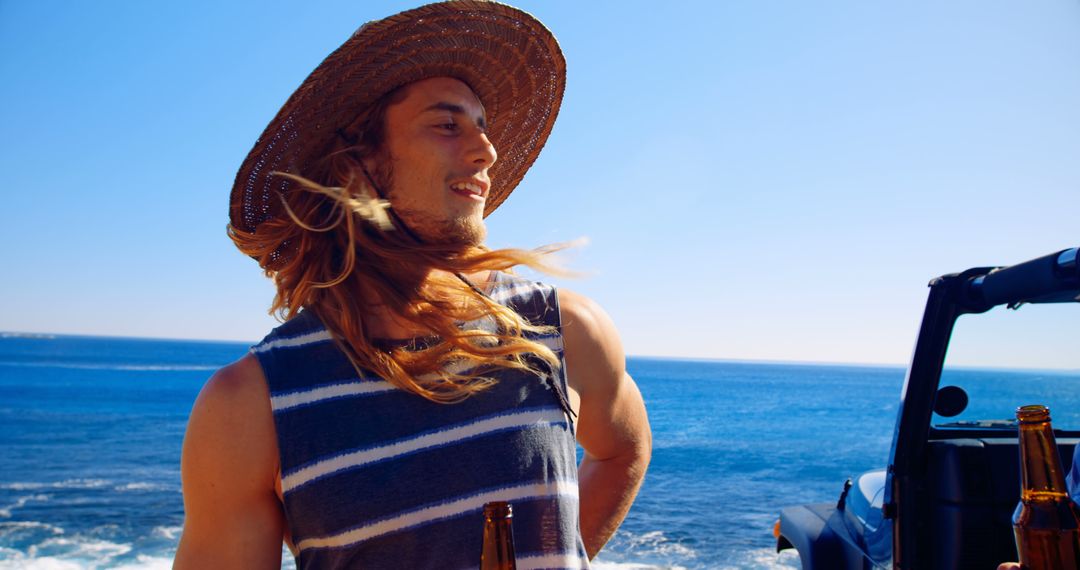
[0,330,254,346]
[4,331,1075,375]
[629,353,908,370]
[0,331,57,340]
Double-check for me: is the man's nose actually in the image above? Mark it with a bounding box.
[466,132,497,168]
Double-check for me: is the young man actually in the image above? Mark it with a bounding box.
[175,2,651,569]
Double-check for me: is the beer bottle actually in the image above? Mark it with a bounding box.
[480,501,517,570]
[1013,404,1080,569]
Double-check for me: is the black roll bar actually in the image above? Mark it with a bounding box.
[886,246,1078,569]
[969,247,1080,308]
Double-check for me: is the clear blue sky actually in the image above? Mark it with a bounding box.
[1,1,1077,369]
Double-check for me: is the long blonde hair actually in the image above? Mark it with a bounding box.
[228,90,566,403]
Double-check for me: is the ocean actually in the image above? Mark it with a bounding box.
[1,334,1076,569]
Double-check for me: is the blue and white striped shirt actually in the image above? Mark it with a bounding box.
[252,272,589,569]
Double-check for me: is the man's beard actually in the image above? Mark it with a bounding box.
[392,206,487,247]
[367,160,487,247]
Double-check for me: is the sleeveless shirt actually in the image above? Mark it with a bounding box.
[251,272,590,569]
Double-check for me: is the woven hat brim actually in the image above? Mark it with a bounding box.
[230,1,565,257]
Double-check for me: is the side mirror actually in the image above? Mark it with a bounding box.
[934,385,969,418]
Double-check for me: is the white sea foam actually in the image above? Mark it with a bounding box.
[281,545,298,570]
[150,526,182,541]
[592,546,799,570]
[590,529,697,569]
[101,364,217,372]
[0,556,84,570]
[592,562,684,570]
[0,521,65,537]
[1,361,218,372]
[0,494,51,518]
[109,555,174,570]
[0,526,275,569]
[589,526,804,570]
[0,480,111,491]
[624,530,697,559]
[1,536,137,569]
[713,547,800,570]
[0,530,179,570]
[29,537,132,558]
[113,483,173,493]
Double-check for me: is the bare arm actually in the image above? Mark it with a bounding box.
[174,354,285,569]
[560,289,652,560]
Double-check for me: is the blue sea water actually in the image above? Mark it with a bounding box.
[1,334,1077,569]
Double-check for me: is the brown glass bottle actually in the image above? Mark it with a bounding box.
[1013,405,1080,569]
[480,501,517,570]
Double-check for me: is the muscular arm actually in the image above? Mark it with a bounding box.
[560,289,652,560]
[174,354,285,569]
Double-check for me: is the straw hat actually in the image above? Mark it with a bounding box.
[229,0,566,255]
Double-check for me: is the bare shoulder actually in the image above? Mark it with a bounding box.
[183,352,278,490]
[557,288,626,396]
[193,353,270,417]
[558,288,619,339]
[175,353,284,568]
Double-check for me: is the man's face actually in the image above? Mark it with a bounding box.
[368,77,497,246]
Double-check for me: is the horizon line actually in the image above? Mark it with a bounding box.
[4,330,1077,375]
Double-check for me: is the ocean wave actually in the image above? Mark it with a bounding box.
[0,555,82,570]
[149,526,181,541]
[0,525,182,569]
[624,530,697,559]
[593,529,697,569]
[0,361,218,372]
[594,528,801,570]
[109,555,174,570]
[592,562,686,570]
[113,483,174,493]
[0,536,137,569]
[0,521,65,537]
[0,494,51,518]
[0,554,177,570]
[0,480,111,491]
[720,548,800,570]
[593,547,799,570]
[29,537,132,558]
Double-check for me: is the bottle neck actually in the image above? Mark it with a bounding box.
[1019,418,1070,501]
[481,502,516,570]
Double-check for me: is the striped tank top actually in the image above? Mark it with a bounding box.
[251,272,590,569]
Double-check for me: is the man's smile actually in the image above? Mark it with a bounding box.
[449,179,489,201]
